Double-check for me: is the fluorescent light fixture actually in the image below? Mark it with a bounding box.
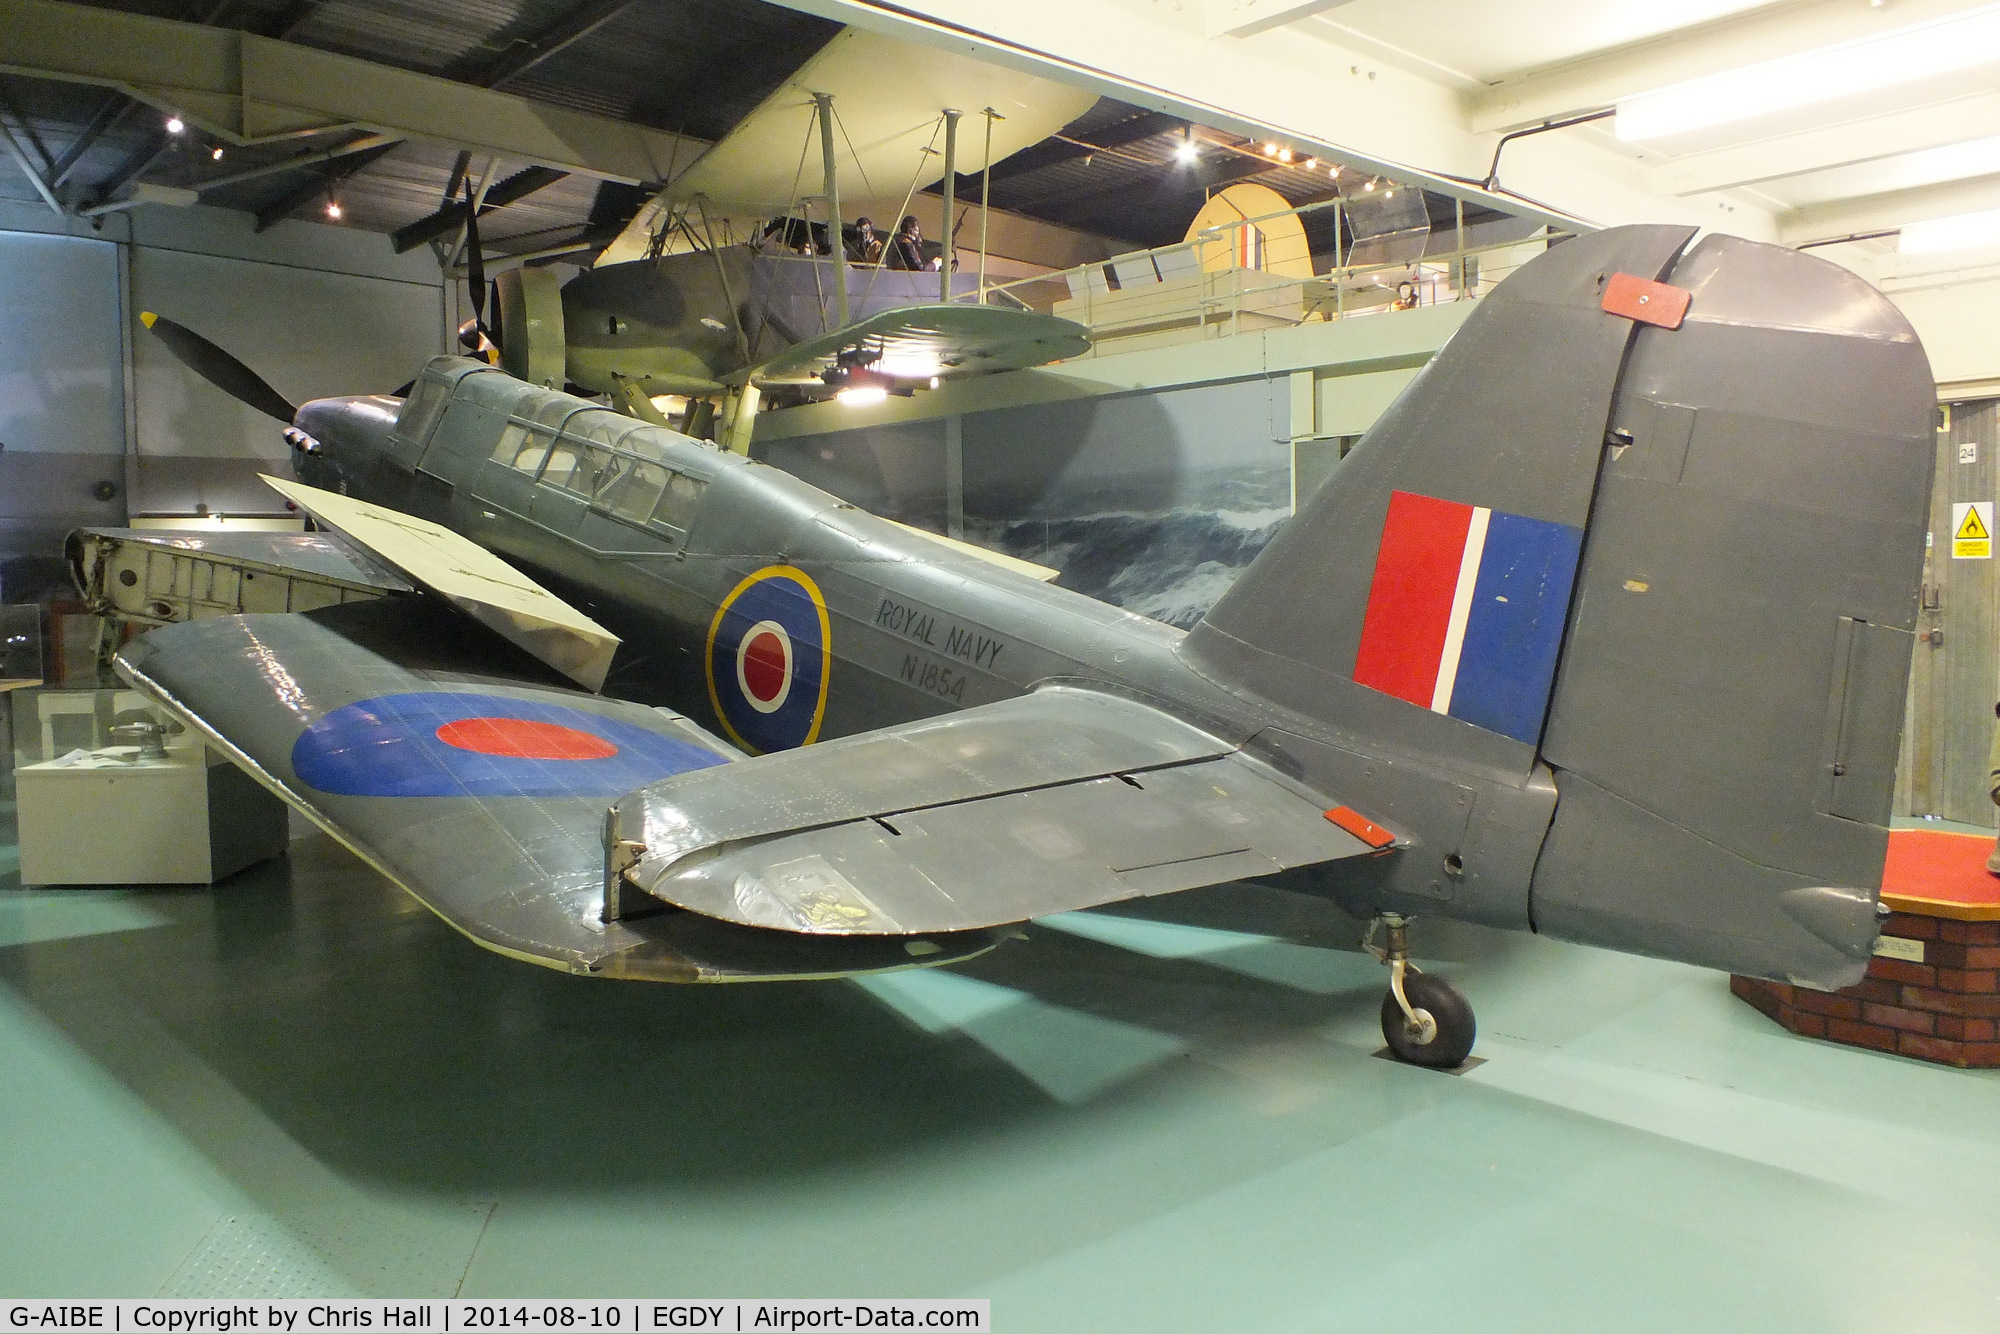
[1618,4,2000,143]
[836,385,888,407]
[1900,207,2000,254]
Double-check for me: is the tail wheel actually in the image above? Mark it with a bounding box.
[1380,970,1476,1068]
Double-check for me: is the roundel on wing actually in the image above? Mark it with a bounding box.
[290,691,728,798]
[706,566,830,753]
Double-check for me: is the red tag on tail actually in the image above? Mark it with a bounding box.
[1602,272,1690,329]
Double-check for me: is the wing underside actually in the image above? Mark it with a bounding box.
[616,689,1385,935]
[746,304,1091,387]
[115,599,1001,981]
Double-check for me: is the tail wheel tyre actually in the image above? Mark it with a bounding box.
[1380,970,1476,1068]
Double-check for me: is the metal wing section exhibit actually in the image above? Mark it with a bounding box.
[114,598,1002,981]
[614,688,1385,935]
[742,305,1092,387]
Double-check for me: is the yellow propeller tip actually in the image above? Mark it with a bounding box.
[139,311,158,327]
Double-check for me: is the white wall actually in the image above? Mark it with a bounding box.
[1889,277,2000,395]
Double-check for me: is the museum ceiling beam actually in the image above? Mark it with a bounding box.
[1467,0,1981,134]
[1653,94,2000,198]
[1025,145,1282,221]
[0,107,61,214]
[251,137,403,231]
[47,91,131,189]
[1201,0,1356,42]
[389,164,571,253]
[1777,173,2000,248]
[934,109,1188,195]
[455,0,641,90]
[0,0,684,185]
[782,0,1749,235]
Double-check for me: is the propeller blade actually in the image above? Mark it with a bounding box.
[464,181,487,331]
[140,312,297,423]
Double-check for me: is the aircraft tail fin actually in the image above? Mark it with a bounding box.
[1186,226,1935,987]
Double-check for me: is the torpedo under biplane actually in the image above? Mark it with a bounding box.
[75,226,1933,1069]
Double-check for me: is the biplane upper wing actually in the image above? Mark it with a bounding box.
[741,304,1091,387]
[614,688,1388,935]
[115,598,1003,981]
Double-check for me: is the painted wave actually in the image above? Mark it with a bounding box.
[965,476,1292,629]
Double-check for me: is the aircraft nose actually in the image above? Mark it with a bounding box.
[289,395,402,479]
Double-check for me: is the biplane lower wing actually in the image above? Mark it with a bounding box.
[743,304,1092,387]
[115,599,1002,981]
[616,689,1386,935]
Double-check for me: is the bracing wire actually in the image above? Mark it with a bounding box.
[860,113,946,310]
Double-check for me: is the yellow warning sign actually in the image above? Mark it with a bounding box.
[1953,501,1993,559]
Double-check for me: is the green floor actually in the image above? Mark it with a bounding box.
[2,805,1996,1328]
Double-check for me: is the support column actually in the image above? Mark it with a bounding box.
[977,107,1000,304]
[940,108,960,303]
[814,92,848,328]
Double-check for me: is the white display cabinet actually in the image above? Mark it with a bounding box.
[11,687,289,886]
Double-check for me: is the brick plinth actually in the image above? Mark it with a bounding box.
[1732,913,2000,1068]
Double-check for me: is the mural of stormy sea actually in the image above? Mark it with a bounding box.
[964,467,1292,629]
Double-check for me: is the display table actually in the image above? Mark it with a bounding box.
[1733,828,2000,1068]
[11,687,288,887]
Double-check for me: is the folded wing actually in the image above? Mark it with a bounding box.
[616,688,1386,934]
[116,599,1001,980]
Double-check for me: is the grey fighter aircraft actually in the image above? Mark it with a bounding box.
[81,225,1934,1069]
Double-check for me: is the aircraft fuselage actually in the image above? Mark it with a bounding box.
[290,355,1508,931]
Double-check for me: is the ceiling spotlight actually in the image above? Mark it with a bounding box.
[1174,136,1199,164]
[1329,165,1341,179]
[1363,179,1375,192]
[1262,142,1278,156]
[837,385,888,408]
[164,116,184,135]
[1384,189,1395,199]
[1278,148,1294,163]
[210,146,224,161]
[325,200,342,219]
[1304,157,1318,169]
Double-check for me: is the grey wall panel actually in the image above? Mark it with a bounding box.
[0,232,123,458]
[130,247,443,510]
[0,452,126,588]
[760,418,949,526]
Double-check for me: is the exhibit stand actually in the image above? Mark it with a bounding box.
[10,686,288,886]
